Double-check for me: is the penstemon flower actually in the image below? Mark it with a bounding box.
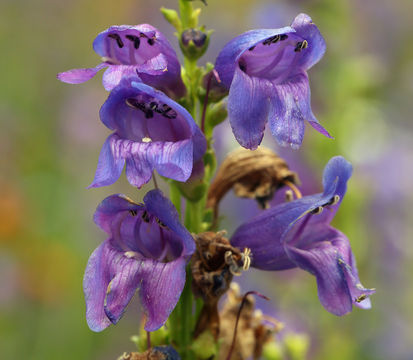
[83,190,195,332]
[231,156,375,315]
[57,24,186,99]
[215,13,332,149]
[89,77,206,188]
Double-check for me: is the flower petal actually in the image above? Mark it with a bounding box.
[89,134,125,188]
[268,73,331,149]
[284,228,354,316]
[285,227,374,315]
[291,13,326,70]
[92,24,186,99]
[124,139,194,188]
[228,67,270,149]
[57,63,108,84]
[83,240,118,332]
[215,27,294,88]
[104,250,142,325]
[94,194,143,234]
[102,65,141,91]
[144,190,195,257]
[231,194,323,270]
[139,257,187,331]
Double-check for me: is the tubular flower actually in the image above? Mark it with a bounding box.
[57,24,186,99]
[215,13,332,150]
[231,156,375,316]
[83,190,195,332]
[89,78,206,188]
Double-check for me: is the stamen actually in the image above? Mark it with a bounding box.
[125,34,140,49]
[263,35,280,45]
[129,209,138,216]
[142,137,152,143]
[355,294,367,303]
[224,250,233,265]
[294,40,308,52]
[310,206,323,215]
[145,109,154,119]
[149,102,158,111]
[327,195,340,206]
[156,218,167,228]
[248,46,256,51]
[108,33,124,48]
[280,34,288,41]
[285,190,294,202]
[147,38,155,46]
[241,248,252,271]
[126,98,145,111]
[142,210,150,222]
[283,180,302,199]
[160,104,177,119]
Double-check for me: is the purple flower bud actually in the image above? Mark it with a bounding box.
[89,78,206,189]
[231,156,375,316]
[215,14,332,149]
[57,24,186,99]
[84,190,195,332]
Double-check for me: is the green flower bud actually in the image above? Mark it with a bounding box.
[160,7,182,32]
[180,28,211,60]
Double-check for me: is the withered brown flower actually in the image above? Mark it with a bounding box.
[207,147,299,220]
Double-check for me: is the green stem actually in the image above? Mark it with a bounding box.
[169,181,182,218]
[179,0,193,28]
[180,268,194,359]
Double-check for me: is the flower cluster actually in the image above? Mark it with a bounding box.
[58,3,374,358]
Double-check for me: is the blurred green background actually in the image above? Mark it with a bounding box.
[1,0,412,359]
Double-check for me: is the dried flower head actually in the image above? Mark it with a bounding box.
[191,231,249,338]
[207,147,299,217]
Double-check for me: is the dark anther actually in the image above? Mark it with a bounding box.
[156,218,167,228]
[142,210,150,222]
[263,35,280,45]
[294,40,308,52]
[125,34,140,49]
[149,102,158,111]
[326,195,340,206]
[239,62,247,73]
[145,109,154,119]
[248,46,256,51]
[147,38,155,46]
[160,104,177,119]
[126,98,146,112]
[108,33,124,48]
[280,34,288,41]
[129,210,137,216]
[310,206,323,215]
[355,294,367,303]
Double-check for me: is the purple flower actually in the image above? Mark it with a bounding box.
[57,24,186,99]
[89,78,206,188]
[231,156,375,315]
[215,14,332,150]
[83,190,195,332]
